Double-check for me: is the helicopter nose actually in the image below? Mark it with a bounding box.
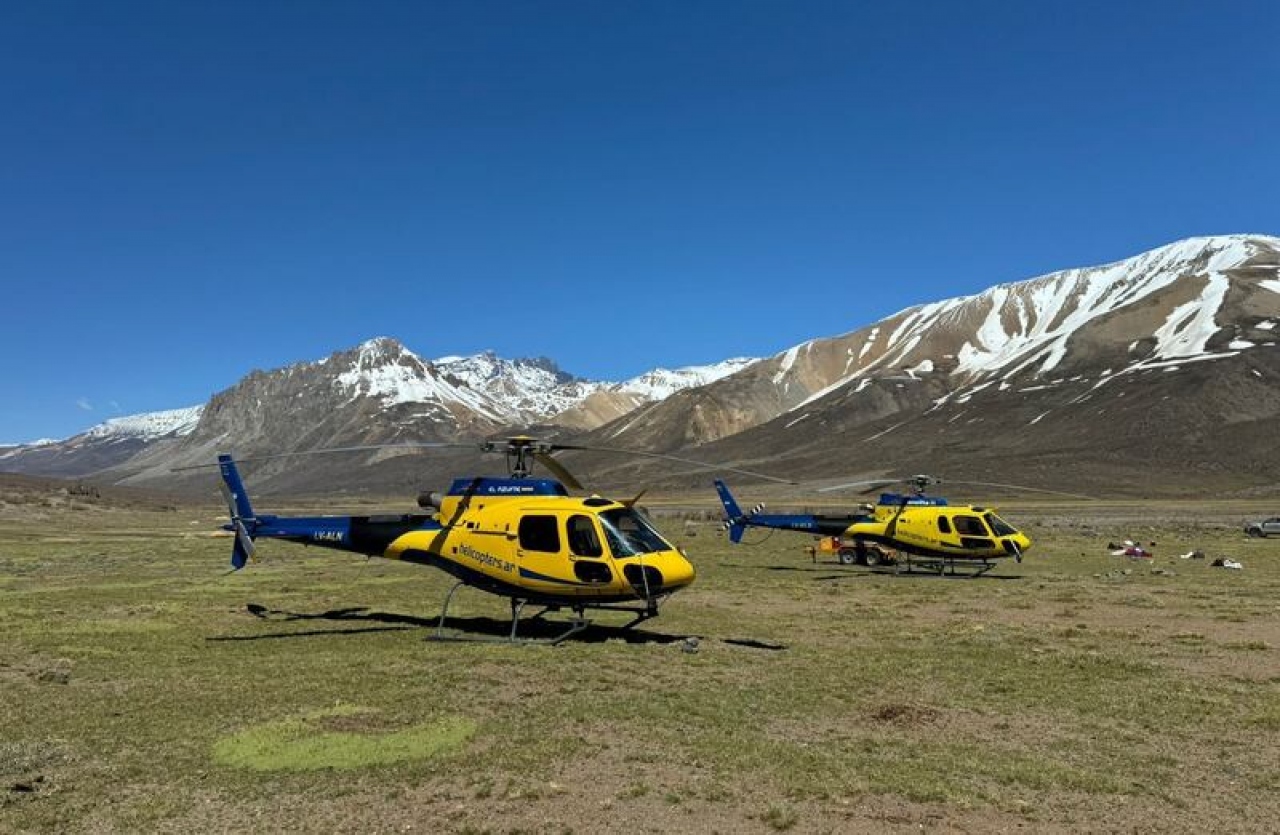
[667,552,697,588]
[1003,533,1032,560]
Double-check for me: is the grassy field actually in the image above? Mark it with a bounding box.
[2,495,1279,833]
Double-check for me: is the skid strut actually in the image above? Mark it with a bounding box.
[428,582,663,644]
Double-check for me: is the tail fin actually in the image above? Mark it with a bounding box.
[217,454,257,570]
[714,479,747,544]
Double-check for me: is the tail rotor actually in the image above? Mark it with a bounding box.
[217,454,258,571]
[714,480,764,543]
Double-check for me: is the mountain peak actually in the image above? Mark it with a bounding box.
[351,336,411,361]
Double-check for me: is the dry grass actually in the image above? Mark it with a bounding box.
[1,496,1278,832]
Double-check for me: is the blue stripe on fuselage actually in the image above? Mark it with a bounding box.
[399,549,641,605]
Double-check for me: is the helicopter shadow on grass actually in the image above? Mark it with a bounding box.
[737,563,1026,581]
[809,569,1027,581]
[204,603,430,642]
[204,602,740,647]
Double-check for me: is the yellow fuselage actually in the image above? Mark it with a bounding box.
[844,503,1032,560]
[382,495,696,604]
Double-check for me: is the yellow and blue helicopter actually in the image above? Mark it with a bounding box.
[211,437,789,642]
[715,475,1042,576]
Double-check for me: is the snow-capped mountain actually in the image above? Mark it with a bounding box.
[433,351,603,422]
[612,358,757,400]
[327,337,508,422]
[587,234,1280,492]
[0,337,760,488]
[0,405,205,478]
[778,234,1278,410]
[550,357,761,430]
[7,233,1278,495]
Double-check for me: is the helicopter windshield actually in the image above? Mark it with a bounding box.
[599,508,672,557]
[984,513,1018,536]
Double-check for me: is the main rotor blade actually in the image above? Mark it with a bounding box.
[442,476,483,528]
[622,489,647,508]
[534,452,584,492]
[548,443,795,485]
[941,479,1093,500]
[815,479,897,494]
[171,442,479,471]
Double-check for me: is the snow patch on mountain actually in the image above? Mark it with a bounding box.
[894,236,1267,386]
[325,339,758,427]
[0,438,58,451]
[85,406,205,440]
[1147,271,1230,360]
[773,346,801,384]
[780,234,1279,415]
[332,338,502,419]
[434,351,601,419]
[615,358,757,400]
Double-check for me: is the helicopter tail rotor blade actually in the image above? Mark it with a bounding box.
[230,519,257,570]
[713,480,750,544]
[217,454,258,570]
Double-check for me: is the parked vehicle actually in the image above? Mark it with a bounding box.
[1244,517,1280,537]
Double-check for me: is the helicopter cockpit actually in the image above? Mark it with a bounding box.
[598,507,673,557]
[983,512,1019,537]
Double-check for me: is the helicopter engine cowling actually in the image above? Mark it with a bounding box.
[417,491,445,511]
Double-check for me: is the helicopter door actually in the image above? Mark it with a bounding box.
[517,515,561,557]
[566,514,612,584]
[951,514,994,550]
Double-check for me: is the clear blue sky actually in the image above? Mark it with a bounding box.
[3,1,1277,442]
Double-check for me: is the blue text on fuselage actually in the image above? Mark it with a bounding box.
[447,477,569,497]
[457,542,514,574]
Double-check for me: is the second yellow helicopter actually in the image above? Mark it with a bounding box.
[715,475,1037,576]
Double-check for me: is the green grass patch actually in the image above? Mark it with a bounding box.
[5,502,1280,831]
[212,705,476,772]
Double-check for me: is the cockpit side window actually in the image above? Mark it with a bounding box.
[599,508,671,557]
[984,513,1017,536]
[567,514,603,557]
[518,515,561,553]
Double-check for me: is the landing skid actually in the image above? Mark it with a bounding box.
[895,557,997,577]
[426,581,663,645]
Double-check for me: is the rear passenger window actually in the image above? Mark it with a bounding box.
[937,516,952,534]
[567,515,603,557]
[518,516,561,553]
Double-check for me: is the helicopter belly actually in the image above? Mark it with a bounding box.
[841,521,1007,560]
